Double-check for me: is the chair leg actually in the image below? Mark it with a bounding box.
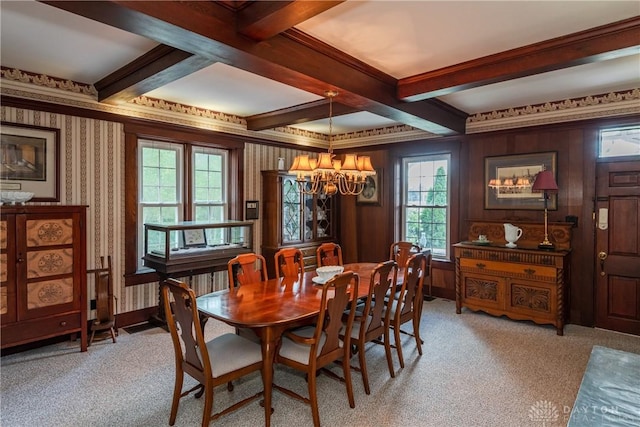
[394,324,405,369]
[201,383,214,427]
[308,370,321,427]
[169,369,184,426]
[383,327,395,378]
[357,341,370,395]
[343,353,355,408]
[88,329,96,347]
[413,316,423,355]
[109,327,117,343]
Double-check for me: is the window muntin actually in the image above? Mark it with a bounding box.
[402,154,450,258]
[600,126,640,158]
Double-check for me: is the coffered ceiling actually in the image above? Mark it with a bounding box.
[1,1,639,144]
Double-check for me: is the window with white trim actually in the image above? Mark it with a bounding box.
[192,146,228,245]
[402,154,450,258]
[138,140,227,268]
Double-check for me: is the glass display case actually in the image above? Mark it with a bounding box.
[142,220,254,274]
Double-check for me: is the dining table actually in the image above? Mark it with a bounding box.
[196,262,378,427]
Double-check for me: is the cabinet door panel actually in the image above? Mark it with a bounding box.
[507,280,557,320]
[25,218,74,247]
[461,272,505,310]
[282,177,302,243]
[26,248,74,278]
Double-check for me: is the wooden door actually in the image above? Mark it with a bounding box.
[595,160,640,335]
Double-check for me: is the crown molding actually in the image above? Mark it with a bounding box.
[2,67,638,146]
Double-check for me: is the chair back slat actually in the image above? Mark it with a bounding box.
[162,279,209,380]
[275,247,304,278]
[397,252,427,318]
[228,253,268,288]
[366,260,398,334]
[317,243,343,266]
[389,241,421,269]
[317,271,358,362]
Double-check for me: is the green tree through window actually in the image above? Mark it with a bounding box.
[403,155,450,258]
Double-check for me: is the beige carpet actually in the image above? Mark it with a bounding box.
[2,298,639,427]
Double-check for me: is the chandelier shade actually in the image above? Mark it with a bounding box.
[288,90,376,196]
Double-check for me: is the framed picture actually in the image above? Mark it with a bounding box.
[485,152,557,210]
[0,122,60,201]
[357,168,382,206]
[183,229,207,247]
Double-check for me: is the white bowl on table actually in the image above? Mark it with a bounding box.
[315,265,344,282]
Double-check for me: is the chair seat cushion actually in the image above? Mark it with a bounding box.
[205,333,263,378]
[278,326,327,365]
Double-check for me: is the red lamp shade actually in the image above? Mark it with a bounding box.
[532,170,558,192]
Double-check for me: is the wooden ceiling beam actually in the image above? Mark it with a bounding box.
[94,44,216,104]
[398,16,640,102]
[246,99,359,131]
[238,1,345,41]
[44,0,467,134]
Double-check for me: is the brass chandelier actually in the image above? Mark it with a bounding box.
[288,90,376,196]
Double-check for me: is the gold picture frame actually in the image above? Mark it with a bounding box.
[485,152,557,210]
[357,168,382,206]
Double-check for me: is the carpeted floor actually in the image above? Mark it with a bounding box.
[2,298,639,427]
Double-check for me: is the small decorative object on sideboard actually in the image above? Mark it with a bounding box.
[531,169,559,250]
[503,223,523,248]
[0,191,34,205]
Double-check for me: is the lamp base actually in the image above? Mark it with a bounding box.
[538,242,555,250]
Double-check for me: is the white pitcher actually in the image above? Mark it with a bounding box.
[504,223,523,248]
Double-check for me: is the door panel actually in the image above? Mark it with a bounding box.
[595,160,640,335]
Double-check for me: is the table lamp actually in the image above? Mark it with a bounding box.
[531,170,558,249]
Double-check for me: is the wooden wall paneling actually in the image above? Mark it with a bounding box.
[577,127,599,325]
[354,150,391,263]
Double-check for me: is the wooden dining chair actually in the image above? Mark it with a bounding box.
[274,271,359,427]
[274,247,305,278]
[389,241,421,269]
[227,253,268,288]
[162,278,264,427]
[316,242,343,267]
[386,252,427,369]
[344,260,398,394]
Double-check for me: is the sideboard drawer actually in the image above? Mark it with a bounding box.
[459,258,557,282]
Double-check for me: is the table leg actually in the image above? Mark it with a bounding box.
[260,326,278,427]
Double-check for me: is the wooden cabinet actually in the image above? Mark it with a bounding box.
[261,170,337,277]
[1,206,87,351]
[454,221,572,335]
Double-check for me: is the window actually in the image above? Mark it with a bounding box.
[137,140,227,268]
[600,126,640,158]
[192,146,227,245]
[402,154,450,258]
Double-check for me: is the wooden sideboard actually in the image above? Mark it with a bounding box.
[1,206,87,351]
[454,220,572,335]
